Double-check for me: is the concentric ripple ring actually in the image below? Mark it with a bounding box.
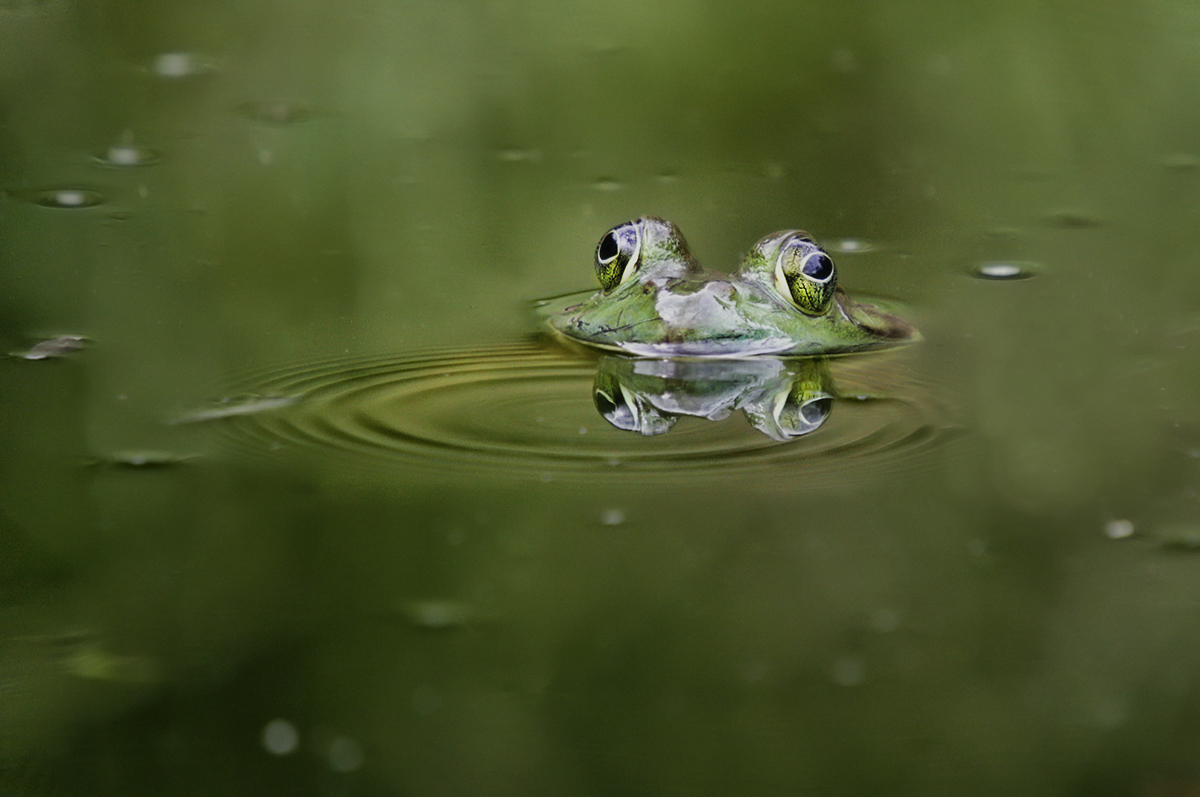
[202,342,956,486]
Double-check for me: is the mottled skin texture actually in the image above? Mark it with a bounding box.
[547,217,918,358]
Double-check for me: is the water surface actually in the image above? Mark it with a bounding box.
[3,1,1200,795]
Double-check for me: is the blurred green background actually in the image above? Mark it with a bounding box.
[3,0,1200,794]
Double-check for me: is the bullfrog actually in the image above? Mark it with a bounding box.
[545,217,918,357]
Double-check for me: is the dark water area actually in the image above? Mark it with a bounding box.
[3,1,1200,794]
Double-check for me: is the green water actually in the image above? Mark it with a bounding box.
[4,0,1200,794]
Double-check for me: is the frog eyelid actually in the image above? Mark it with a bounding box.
[618,226,642,286]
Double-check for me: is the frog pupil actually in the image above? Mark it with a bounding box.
[802,253,833,281]
[598,231,619,263]
[801,398,832,424]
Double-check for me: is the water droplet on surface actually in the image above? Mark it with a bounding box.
[12,335,89,359]
[262,719,299,755]
[829,657,866,687]
[600,509,625,526]
[33,189,104,208]
[171,394,299,424]
[96,143,159,167]
[402,600,473,629]
[830,238,876,254]
[1105,519,1135,539]
[763,163,787,180]
[328,737,363,773]
[152,52,212,78]
[88,451,198,468]
[495,148,541,162]
[972,261,1037,281]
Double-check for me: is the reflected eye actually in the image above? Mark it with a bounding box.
[773,238,837,314]
[774,394,832,439]
[595,221,642,291]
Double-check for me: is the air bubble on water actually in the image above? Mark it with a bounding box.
[14,335,89,359]
[403,600,473,629]
[600,509,625,526]
[152,52,212,78]
[830,48,858,73]
[829,657,865,687]
[870,608,900,633]
[262,719,299,755]
[96,132,159,167]
[1105,519,1135,539]
[35,189,103,208]
[830,238,876,254]
[496,148,541,162]
[763,163,787,180]
[972,261,1037,281]
[328,736,364,773]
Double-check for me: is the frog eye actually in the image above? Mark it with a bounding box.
[595,221,643,291]
[593,374,675,435]
[777,396,832,437]
[773,239,837,315]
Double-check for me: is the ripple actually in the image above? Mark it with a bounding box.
[150,52,215,78]
[94,143,160,167]
[205,343,957,487]
[971,261,1039,281]
[31,188,104,208]
[829,238,878,254]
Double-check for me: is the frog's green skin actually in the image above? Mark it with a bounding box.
[593,355,835,441]
[547,217,917,358]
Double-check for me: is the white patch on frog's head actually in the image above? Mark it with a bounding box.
[653,281,739,330]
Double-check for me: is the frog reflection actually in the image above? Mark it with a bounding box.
[591,356,835,442]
